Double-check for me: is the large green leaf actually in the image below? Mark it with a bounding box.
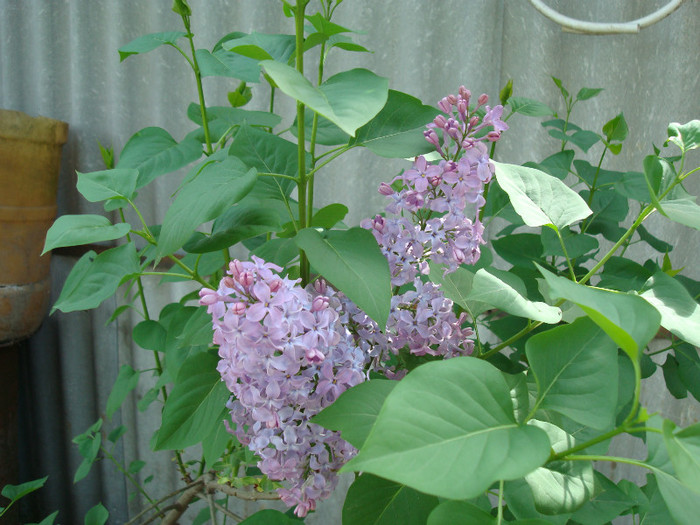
[1,476,48,503]
[640,272,700,347]
[76,168,139,204]
[229,125,301,199]
[523,421,596,514]
[663,420,700,488]
[43,215,131,254]
[155,350,230,450]
[666,120,700,153]
[223,32,296,63]
[343,473,439,525]
[238,510,299,525]
[654,469,700,525]
[524,150,574,180]
[290,107,350,146]
[342,357,551,499]
[676,343,700,403]
[117,127,203,188]
[194,48,260,82]
[261,61,388,136]
[504,478,572,525]
[84,503,109,525]
[118,31,186,61]
[526,317,618,430]
[493,161,592,230]
[183,201,281,253]
[187,103,281,129]
[295,227,391,328]
[427,500,495,525]
[429,265,561,323]
[569,472,635,525]
[659,197,700,231]
[351,90,440,157]
[312,379,396,449]
[52,244,140,313]
[156,157,257,257]
[537,266,660,361]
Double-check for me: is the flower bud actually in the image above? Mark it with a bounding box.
[231,301,247,315]
[487,131,501,142]
[305,347,325,363]
[238,271,254,287]
[468,115,480,129]
[433,115,447,129]
[378,182,394,195]
[198,288,219,306]
[477,93,489,106]
[447,94,458,105]
[222,276,236,289]
[314,278,327,295]
[437,97,451,113]
[312,296,329,312]
[228,259,245,278]
[269,278,283,292]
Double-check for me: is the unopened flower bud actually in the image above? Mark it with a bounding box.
[269,279,283,292]
[477,93,489,106]
[312,296,329,312]
[469,115,480,129]
[437,97,451,113]
[314,278,327,295]
[433,115,447,129]
[487,131,501,142]
[429,174,442,186]
[222,276,236,289]
[447,94,458,105]
[229,259,245,278]
[238,271,254,287]
[231,301,247,315]
[198,288,219,306]
[459,86,471,103]
[305,347,325,363]
[378,182,394,195]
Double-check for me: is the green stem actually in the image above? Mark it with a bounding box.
[294,0,310,285]
[102,444,161,512]
[585,145,609,208]
[497,480,504,525]
[556,228,576,280]
[563,455,653,471]
[180,13,213,154]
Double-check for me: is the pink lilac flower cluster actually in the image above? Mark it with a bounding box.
[199,257,366,517]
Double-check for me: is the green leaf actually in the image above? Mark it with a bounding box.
[156,158,257,257]
[201,417,231,467]
[427,500,495,525]
[666,120,700,152]
[659,196,700,231]
[602,113,628,143]
[1,477,48,502]
[311,203,348,229]
[504,478,572,525]
[52,244,140,314]
[251,237,298,268]
[106,365,140,419]
[228,125,301,199]
[84,503,109,525]
[343,473,439,525]
[351,90,440,158]
[118,31,186,61]
[643,155,670,212]
[491,233,543,269]
[290,107,350,145]
[295,227,391,328]
[569,472,635,525]
[238,509,299,525]
[598,257,652,292]
[654,469,700,525]
[551,77,569,99]
[42,215,131,254]
[116,127,203,188]
[493,161,592,230]
[306,12,355,37]
[637,225,673,252]
[640,272,700,347]
[527,317,618,430]
[261,61,389,136]
[27,510,59,525]
[524,150,574,180]
[615,171,652,202]
[676,343,700,403]
[73,421,102,483]
[155,350,230,450]
[523,421,596,514]
[107,425,127,443]
[76,168,139,204]
[576,87,603,101]
[187,103,281,130]
[194,48,260,82]
[540,227,598,260]
[430,266,561,323]
[537,265,661,361]
[568,130,601,152]
[223,32,296,63]
[507,97,554,117]
[132,320,167,352]
[342,357,551,499]
[663,420,700,488]
[312,379,396,449]
[183,202,281,253]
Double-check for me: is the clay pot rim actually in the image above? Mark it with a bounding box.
[0,109,69,146]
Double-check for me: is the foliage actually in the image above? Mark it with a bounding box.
[38,0,699,523]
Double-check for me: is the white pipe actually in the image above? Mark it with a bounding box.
[528,0,686,35]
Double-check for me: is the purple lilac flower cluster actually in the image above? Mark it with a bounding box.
[199,257,366,517]
[200,87,506,515]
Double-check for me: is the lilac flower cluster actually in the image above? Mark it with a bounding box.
[199,257,366,517]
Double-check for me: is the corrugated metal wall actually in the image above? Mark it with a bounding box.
[2,0,699,523]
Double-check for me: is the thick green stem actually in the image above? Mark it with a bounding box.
[295,0,310,284]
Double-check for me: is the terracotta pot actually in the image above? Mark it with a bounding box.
[0,109,68,345]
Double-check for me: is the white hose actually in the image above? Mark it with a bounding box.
[528,0,686,34]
